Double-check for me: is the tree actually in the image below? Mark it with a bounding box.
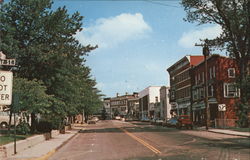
[12,78,52,132]
[181,0,249,97]
[0,0,101,126]
[181,0,250,126]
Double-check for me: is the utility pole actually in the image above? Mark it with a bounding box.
[195,39,210,130]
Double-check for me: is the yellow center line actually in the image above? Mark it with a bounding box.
[120,128,161,154]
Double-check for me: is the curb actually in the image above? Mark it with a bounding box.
[34,131,79,160]
[208,130,250,138]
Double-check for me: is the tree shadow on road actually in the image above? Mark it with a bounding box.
[79,126,180,134]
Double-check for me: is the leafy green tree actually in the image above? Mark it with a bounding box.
[12,77,52,132]
[0,0,101,126]
[181,0,250,126]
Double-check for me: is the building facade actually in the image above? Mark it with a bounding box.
[110,93,138,118]
[139,86,161,120]
[167,56,204,117]
[159,86,171,120]
[191,54,240,127]
[103,98,111,119]
[127,93,139,120]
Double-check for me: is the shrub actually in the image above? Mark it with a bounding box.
[16,122,31,135]
[36,121,52,133]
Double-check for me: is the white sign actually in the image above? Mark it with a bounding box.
[0,71,13,105]
[0,59,16,66]
[218,104,226,111]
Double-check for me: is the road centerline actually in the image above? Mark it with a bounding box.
[119,127,161,154]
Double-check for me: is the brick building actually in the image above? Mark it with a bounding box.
[191,54,240,127]
[167,55,204,117]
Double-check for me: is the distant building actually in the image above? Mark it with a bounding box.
[110,92,139,118]
[127,93,139,120]
[159,86,171,120]
[103,98,111,119]
[167,55,204,117]
[139,86,161,120]
[191,54,240,127]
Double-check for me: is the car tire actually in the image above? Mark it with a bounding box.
[1,122,8,128]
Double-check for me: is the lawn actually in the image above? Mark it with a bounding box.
[0,134,30,145]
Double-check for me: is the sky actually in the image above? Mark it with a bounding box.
[53,0,223,97]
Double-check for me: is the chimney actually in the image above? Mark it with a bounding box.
[116,93,119,97]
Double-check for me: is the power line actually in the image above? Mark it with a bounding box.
[55,0,181,8]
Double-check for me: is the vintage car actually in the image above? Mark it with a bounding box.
[176,115,193,129]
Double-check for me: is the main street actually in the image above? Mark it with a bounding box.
[49,120,250,160]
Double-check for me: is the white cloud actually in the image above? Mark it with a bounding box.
[178,25,222,48]
[75,13,152,49]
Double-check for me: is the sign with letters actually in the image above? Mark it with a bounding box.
[0,59,16,66]
[0,71,13,105]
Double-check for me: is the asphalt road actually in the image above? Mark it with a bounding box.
[49,120,250,160]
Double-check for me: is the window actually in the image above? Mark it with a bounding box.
[228,68,235,78]
[224,83,240,98]
[213,66,216,78]
[121,107,126,111]
[193,90,198,100]
[208,85,214,97]
[209,67,213,79]
[171,91,175,99]
[202,72,204,82]
[200,88,204,99]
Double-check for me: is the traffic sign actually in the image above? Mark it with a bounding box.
[0,71,13,105]
[0,59,16,66]
[218,104,226,111]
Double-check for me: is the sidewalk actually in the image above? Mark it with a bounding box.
[208,128,250,137]
[195,126,250,137]
[6,124,87,160]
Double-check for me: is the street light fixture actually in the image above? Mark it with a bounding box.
[203,41,210,130]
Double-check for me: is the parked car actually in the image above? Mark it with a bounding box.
[115,116,121,120]
[176,115,193,129]
[164,117,178,127]
[150,118,164,125]
[0,111,19,128]
[141,117,150,122]
[87,116,99,124]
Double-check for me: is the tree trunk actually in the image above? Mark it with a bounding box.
[238,58,248,103]
[30,113,36,133]
[84,112,88,123]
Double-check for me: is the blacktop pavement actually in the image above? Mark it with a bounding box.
[4,123,250,160]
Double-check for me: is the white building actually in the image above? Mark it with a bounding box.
[159,86,171,120]
[139,86,161,120]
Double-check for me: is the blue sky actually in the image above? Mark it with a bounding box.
[53,0,222,97]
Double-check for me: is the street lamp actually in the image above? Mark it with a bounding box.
[203,42,210,130]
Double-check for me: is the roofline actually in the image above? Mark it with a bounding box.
[192,54,232,68]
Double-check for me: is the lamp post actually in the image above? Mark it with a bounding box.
[203,42,210,130]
